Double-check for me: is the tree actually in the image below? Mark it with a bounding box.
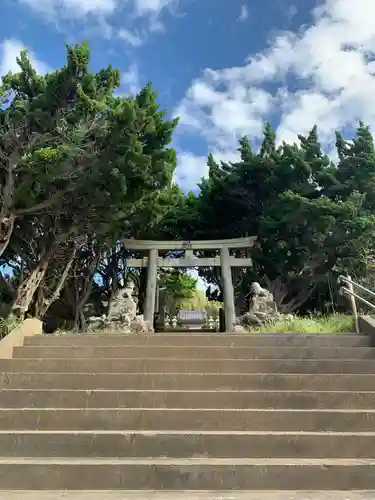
[5,42,375,330]
[158,269,197,309]
[179,289,222,315]
[0,43,119,257]
[171,124,375,313]
[332,123,375,210]
[1,42,179,321]
[150,188,198,240]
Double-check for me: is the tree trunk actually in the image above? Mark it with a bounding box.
[74,305,86,332]
[269,277,317,314]
[232,267,250,316]
[269,278,288,313]
[0,131,57,258]
[234,287,247,316]
[12,239,58,318]
[32,286,45,318]
[280,284,317,313]
[72,249,101,332]
[38,245,77,318]
[0,214,15,258]
[137,268,147,314]
[107,270,119,318]
[0,151,16,258]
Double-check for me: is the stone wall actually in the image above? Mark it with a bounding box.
[0,318,43,358]
[358,315,375,346]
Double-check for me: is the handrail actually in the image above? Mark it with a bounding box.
[338,275,375,334]
[339,275,375,300]
[340,288,375,311]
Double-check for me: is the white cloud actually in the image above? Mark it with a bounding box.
[238,4,249,22]
[176,77,273,156]
[134,0,175,16]
[18,0,179,43]
[175,0,375,189]
[0,39,49,77]
[24,0,180,19]
[173,152,208,191]
[131,0,178,38]
[121,63,142,95]
[286,4,298,22]
[118,28,144,47]
[19,0,117,18]
[187,269,207,292]
[174,149,239,192]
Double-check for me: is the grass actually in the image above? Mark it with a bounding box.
[50,313,356,335]
[248,313,355,334]
[0,314,20,339]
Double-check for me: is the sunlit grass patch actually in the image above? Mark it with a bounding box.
[249,313,354,333]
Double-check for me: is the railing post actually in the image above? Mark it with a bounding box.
[346,275,360,334]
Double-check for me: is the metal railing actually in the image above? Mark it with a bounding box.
[339,275,375,334]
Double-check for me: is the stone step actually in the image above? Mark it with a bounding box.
[1,389,375,409]
[13,345,375,360]
[3,372,375,391]
[2,358,375,373]
[0,457,375,489]
[2,408,375,432]
[1,491,375,500]
[1,430,375,459]
[6,331,375,494]
[25,333,367,347]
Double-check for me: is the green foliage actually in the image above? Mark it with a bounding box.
[158,270,197,309]
[167,123,375,313]
[1,42,177,234]
[179,289,222,315]
[248,314,354,334]
[0,42,179,322]
[2,41,375,329]
[0,314,19,339]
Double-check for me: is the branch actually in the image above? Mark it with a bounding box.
[15,189,69,216]
[268,277,288,311]
[40,244,77,317]
[0,272,15,295]
[0,214,15,258]
[280,283,317,313]
[78,248,102,308]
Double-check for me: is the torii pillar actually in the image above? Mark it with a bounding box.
[144,248,158,324]
[220,246,236,332]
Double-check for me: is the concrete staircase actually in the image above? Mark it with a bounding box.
[0,332,375,498]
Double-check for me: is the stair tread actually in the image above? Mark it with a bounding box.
[12,354,375,362]
[4,371,375,375]
[2,331,374,491]
[2,457,375,465]
[3,388,375,392]
[1,491,375,499]
[2,430,375,436]
[27,345,370,349]
[45,332,360,336]
[2,407,375,412]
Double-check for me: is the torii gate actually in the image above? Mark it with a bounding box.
[123,237,256,332]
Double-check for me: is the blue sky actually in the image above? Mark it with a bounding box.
[1,0,374,192]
